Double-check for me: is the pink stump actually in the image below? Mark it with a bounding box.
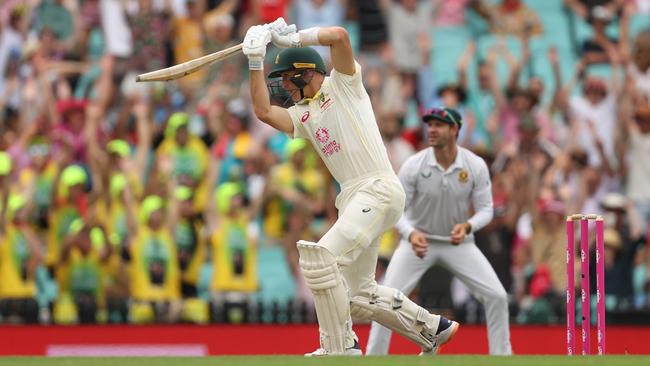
[596,218,606,355]
[580,217,590,355]
[566,218,575,356]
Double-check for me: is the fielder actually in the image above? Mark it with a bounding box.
[242,19,459,356]
[366,107,513,355]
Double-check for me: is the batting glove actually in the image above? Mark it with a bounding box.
[265,17,295,35]
[243,25,272,70]
[271,30,301,48]
[271,27,320,49]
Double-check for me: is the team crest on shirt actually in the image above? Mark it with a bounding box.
[458,169,469,183]
[319,92,334,111]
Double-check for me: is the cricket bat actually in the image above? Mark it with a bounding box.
[135,43,243,82]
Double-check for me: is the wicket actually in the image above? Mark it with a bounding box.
[566,214,606,355]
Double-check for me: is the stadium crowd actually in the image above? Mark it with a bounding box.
[0,0,649,326]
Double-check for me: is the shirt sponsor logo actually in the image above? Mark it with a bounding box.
[301,111,310,123]
[315,127,330,143]
[315,127,341,156]
[420,171,432,178]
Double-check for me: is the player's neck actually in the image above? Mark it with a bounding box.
[433,143,458,170]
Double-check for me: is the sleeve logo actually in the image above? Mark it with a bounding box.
[301,111,310,123]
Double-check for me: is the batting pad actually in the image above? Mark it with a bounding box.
[297,240,355,354]
[350,285,440,351]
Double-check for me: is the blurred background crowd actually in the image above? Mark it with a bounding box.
[0,0,649,327]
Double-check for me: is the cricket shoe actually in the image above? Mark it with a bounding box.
[419,316,460,355]
[304,340,363,356]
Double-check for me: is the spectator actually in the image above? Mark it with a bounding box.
[102,174,132,323]
[57,218,111,324]
[32,0,76,53]
[378,111,415,172]
[124,0,172,74]
[170,185,207,298]
[293,0,345,61]
[171,0,207,96]
[622,29,650,102]
[262,139,326,243]
[470,0,543,37]
[46,164,88,276]
[432,0,471,28]
[207,182,258,323]
[620,100,650,227]
[350,0,389,63]
[563,0,621,21]
[0,7,24,100]
[581,6,620,65]
[0,194,42,324]
[128,195,181,323]
[157,112,209,189]
[382,0,432,75]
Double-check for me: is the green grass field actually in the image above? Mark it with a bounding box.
[1,356,649,366]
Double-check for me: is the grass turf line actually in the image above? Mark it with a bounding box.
[1,356,650,366]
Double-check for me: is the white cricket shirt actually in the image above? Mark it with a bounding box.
[395,146,494,243]
[287,62,394,185]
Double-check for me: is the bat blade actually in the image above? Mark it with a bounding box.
[136,43,243,82]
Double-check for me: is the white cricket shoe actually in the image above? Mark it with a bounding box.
[304,340,363,356]
[419,316,460,355]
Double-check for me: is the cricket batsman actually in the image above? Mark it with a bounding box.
[242,19,459,355]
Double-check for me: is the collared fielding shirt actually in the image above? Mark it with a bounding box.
[395,147,493,242]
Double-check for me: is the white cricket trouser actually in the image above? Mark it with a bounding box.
[318,174,405,298]
[366,239,512,355]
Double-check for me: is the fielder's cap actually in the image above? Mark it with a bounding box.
[0,152,12,176]
[57,99,88,115]
[227,98,248,119]
[175,185,193,201]
[61,165,88,188]
[139,195,164,224]
[68,218,85,236]
[285,138,307,158]
[7,194,26,220]
[591,5,613,22]
[215,182,242,214]
[600,192,627,211]
[27,138,51,157]
[422,107,463,127]
[90,227,106,249]
[107,139,130,157]
[165,112,190,137]
[110,174,127,197]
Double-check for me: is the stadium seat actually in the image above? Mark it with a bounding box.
[431,27,471,85]
[254,246,297,311]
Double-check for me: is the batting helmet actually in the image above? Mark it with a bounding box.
[268,47,327,78]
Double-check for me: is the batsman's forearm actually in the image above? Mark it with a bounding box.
[250,70,273,121]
